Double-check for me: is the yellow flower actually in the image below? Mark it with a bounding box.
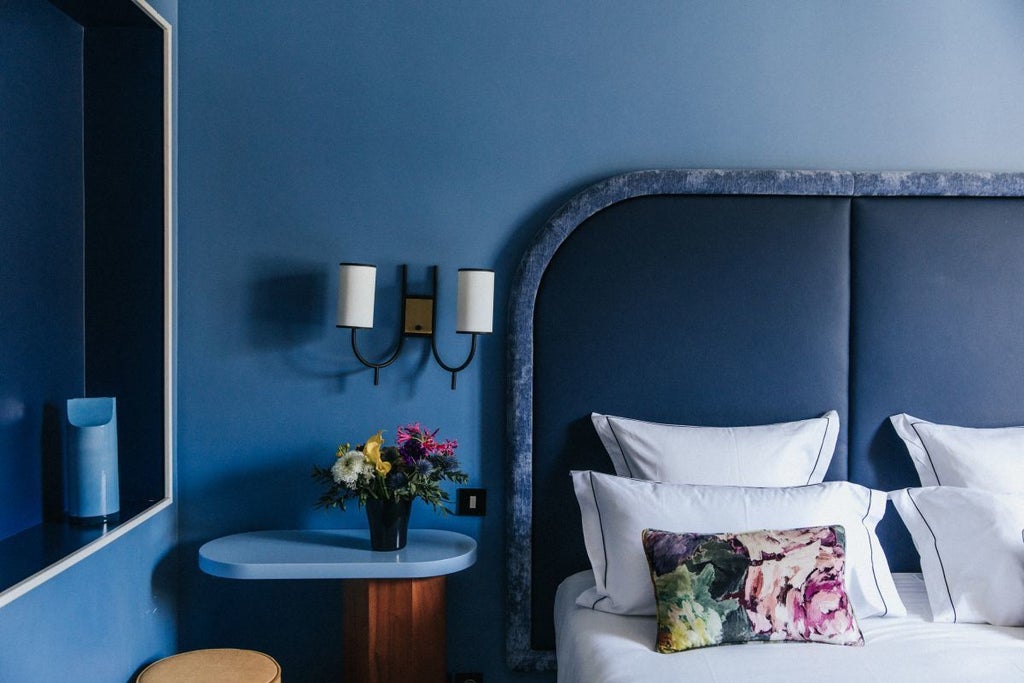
[363,431,391,475]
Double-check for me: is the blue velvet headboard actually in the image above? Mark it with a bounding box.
[506,170,1024,671]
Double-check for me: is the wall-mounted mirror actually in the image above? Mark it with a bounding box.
[0,0,173,607]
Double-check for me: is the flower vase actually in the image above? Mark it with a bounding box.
[365,498,411,551]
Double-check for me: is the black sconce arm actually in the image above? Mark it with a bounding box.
[428,265,482,390]
[350,328,404,386]
[430,333,479,391]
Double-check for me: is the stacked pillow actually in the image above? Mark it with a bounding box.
[573,411,902,652]
[889,414,1024,627]
[591,411,839,486]
[890,414,1024,492]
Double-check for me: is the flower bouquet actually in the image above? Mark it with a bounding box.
[312,423,469,550]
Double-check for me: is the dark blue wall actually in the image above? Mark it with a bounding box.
[168,2,1020,682]
[84,24,166,507]
[0,0,84,541]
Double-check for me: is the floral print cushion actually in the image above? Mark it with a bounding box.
[642,525,864,653]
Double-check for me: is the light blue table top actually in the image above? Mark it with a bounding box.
[199,528,477,580]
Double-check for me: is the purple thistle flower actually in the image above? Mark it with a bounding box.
[385,471,407,490]
[429,454,456,472]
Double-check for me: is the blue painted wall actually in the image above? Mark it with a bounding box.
[173,2,1024,681]
[0,1,179,681]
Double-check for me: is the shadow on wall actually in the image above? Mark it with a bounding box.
[247,264,326,351]
[128,545,181,682]
[179,551,344,682]
[177,454,347,680]
[40,402,64,522]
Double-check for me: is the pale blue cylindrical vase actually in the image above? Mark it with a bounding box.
[66,397,120,525]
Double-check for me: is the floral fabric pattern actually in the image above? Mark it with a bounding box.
[642,525,864,653]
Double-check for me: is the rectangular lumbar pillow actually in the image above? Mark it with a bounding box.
[642,525,865,652]
[890,414,1024,493]
[889,486,1024,626]
[571,470,904,619]
[591,411,839,486]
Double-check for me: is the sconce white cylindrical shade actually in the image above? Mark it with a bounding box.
[456,268,494,334]
[337,263,376,328]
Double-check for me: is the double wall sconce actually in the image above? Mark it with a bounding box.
[336,263,494,389]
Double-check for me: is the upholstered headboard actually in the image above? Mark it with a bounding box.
[506,170,1024,671]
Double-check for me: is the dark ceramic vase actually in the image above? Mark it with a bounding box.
[365,498,412,551]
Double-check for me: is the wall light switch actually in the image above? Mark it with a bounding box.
[456,488,486,516]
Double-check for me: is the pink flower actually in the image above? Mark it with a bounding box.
[396,423,423,445]
[741,526,860,644]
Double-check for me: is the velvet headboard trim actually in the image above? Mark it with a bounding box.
[506,169,1024,672]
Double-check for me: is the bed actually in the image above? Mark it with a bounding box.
[555,571,1023,683]
[505,170,1024,679]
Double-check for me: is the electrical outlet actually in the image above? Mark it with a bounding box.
[456,488,486,516]
[453,674,483,683]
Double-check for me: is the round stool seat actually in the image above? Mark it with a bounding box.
[137,648,281,683]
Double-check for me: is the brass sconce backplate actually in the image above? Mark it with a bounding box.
[404,296,434,335]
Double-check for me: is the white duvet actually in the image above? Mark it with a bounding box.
[555,571,1024,683]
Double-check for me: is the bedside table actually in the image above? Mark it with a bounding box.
[199,528,477,683]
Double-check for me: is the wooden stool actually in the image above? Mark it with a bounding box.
[137,648,281,682]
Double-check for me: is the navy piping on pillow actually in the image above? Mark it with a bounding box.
[604,421,635,478]
[861,488,888,617]
[588,472,611,594]
[905,487,957,622]
[909,421,942,486]
[807,412,833,485]
[909,419,1019,489]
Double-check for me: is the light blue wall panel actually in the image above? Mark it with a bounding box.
[177,2,1024,680]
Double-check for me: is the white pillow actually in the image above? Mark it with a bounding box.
[890,487,1024,626]
[591,411,839,486]
[890,414,1024,492]
[571,470,904,619]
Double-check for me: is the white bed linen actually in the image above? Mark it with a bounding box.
[555,571,1024,683]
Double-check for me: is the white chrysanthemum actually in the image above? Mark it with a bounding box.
[331,450,370,486]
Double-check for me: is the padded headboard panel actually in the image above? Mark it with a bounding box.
[507,170,1024,671]
[850,197,1024,571]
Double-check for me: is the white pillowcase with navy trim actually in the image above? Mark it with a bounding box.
[889,486,1024,626]
[571,470,904,619]
[590,410,839,486]
[890,414,1024,492]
